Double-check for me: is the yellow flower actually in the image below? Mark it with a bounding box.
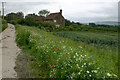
[89,62,92,65]
[85,54,88,57]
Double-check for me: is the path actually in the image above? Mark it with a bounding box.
[0,24,21,78]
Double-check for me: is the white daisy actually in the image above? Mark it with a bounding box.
[107,73,111,76]
[87,71,89,73]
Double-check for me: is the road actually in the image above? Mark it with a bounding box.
[0,24,21,78]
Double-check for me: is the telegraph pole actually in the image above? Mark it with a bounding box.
[2,2,6,19]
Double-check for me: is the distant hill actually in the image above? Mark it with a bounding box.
[95,21,119,26]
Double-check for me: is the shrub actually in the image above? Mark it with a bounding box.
[43,22,56,28]
[10,20,17,25]
[17,18,26,25]
[1,19,8,32]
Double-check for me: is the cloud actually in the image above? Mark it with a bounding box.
[0,0,118,23]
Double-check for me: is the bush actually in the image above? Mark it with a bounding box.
[10,20,17,25]
[1,19,8,32]
[17,18,26,25]
[43,22,56,28]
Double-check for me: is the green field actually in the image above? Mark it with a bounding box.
[52,31,118,46]
[15,25,118,79]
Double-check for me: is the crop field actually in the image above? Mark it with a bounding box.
[53,31,118,47]
[15,25,118,79]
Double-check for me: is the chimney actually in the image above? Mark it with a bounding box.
[60,9,62,14]
[33,13,35,15]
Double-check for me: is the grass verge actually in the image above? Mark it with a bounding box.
[0,19,8,33]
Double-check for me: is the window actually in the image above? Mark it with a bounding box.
[62,20,64,23]
[54,20,56,23]
[56,24,60,27]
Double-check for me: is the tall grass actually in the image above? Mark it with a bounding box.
[15,25,118,79]
[0,19,8,32]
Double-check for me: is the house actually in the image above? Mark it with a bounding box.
[36,16,45,21]
[37,9,65,27]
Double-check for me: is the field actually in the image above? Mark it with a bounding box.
[15,25,118,79]
[52,31,118,46]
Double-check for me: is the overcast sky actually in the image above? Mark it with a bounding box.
[0,0,119,23]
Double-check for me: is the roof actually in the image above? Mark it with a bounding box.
[44,12,60,20]
[36,16,45,21]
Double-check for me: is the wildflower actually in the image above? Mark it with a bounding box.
[77,64,79,67]
[75,53,78,56]
[99,56,100,58]
[82,65,84,68]
[100,71,102,72]
[84,63,86,65]
[56,47,58,49]
[74,55,76,58]
[63,46,65,48]
[86,54,88,57]
[71,46,73,48]
[68,54,71,58]
[76,59,78,61]
[107,73,111,76]
[80,46,82,48]
[94,70,97,73]
[52,65,54,68]
[107,56,108,58]
[89,74,91,77]
[78,72,80,75]
[92,56,94,57]
[103,56,104,58]
[65,53,67,54]
[89,56,91,58]
[89,62,92,65]
[87,71,89,73]
[113,74,117,77]
[97,67,100,69]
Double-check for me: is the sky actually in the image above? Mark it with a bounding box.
[0,0,119,23]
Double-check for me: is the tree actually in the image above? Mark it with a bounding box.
[89,23,96,27]
[5,12,17,22]
[16,12,24,18]
[5,12,24,22]
[25,13,37,21]
[38,10,50,17]
[65,19,71,26]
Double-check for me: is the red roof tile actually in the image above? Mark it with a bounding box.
[36,16,45,21]
[44,12,60,20]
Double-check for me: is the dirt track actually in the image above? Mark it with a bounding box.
[0,24,21,78]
